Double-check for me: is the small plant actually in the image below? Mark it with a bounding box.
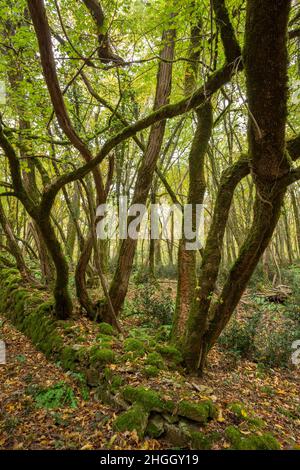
[219,311,261,359]
[34,381,77,409]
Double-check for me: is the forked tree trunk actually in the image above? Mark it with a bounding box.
[182,0,291,372]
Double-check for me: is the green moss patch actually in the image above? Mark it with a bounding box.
[227,402,265,428]
[190,431,221,450]
[113,403,149,438]
[143,365,159,377]
[124,338,145,356]
[156,344,183,365]
[122,386,174,413]
[145,351,164,369]
[90,346,115,366]
[178,400,217,423]
[98,322,115,336]
[225,426,280,450]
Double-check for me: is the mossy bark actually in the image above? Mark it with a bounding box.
[182,0,291,372]
[173,102,213,343]
[37,213,73,320]
[172,15,213,344]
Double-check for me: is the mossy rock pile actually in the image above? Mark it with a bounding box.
[0,266,282,450]
[110,385,219,443]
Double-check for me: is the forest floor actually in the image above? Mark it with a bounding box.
[0,303,299,450]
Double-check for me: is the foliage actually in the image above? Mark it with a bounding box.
[34,381,77,410]
[129,281,175,326]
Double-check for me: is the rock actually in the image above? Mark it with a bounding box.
[85,368,100,387]
[190,430,221,450]
[122,386,175,413]
[178,399,217,423]
[146,414,165,438]
[113,403,149,438]
[164,423,190,447]
[162,413,179,424]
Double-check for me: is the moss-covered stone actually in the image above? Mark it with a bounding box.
[156,344,183,365]
[113,403,149,438]
[145,352,164,369]
[124,338,145,356]
[143,365,160,377]
[103,367,124,391]
[90,346,115,365]
[22,303,62,357]
[61,346,81,371]
[96,333,115,347]
[122,386,174,413]
[225,426,280,450]
[178,399,217,423]
[146,414,165,438]
[190,431,221,450]
[98,322,115,336]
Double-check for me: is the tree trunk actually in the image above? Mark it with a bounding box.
[182,0,291,372]
[103,26,176,317]
[0,199,34,283]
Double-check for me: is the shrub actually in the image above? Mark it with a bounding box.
[218,311,261,359]
[129,281,174,326]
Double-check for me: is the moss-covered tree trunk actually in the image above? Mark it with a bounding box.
[182,0,291,372]
[173,103,213,342]
[172,16,213,343]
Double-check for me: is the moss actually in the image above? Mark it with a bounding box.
[146,415,165,438]
[122,386,174,413]
[143,365,159,377]
[113,403,149,438]
[61,346,80,371]
[98,322,115,336]
[90,346,115,365]
[22,304,62,357]
[124,338,145,356]
[227,402,265,428]
[178,400,217,423]
[156,344,183,365]
[96,333,114,347]
[225,426,280,450]
[145,352,164,369]
[225,426,241,447]
[190,431,213,450]
[103,368,124,391]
